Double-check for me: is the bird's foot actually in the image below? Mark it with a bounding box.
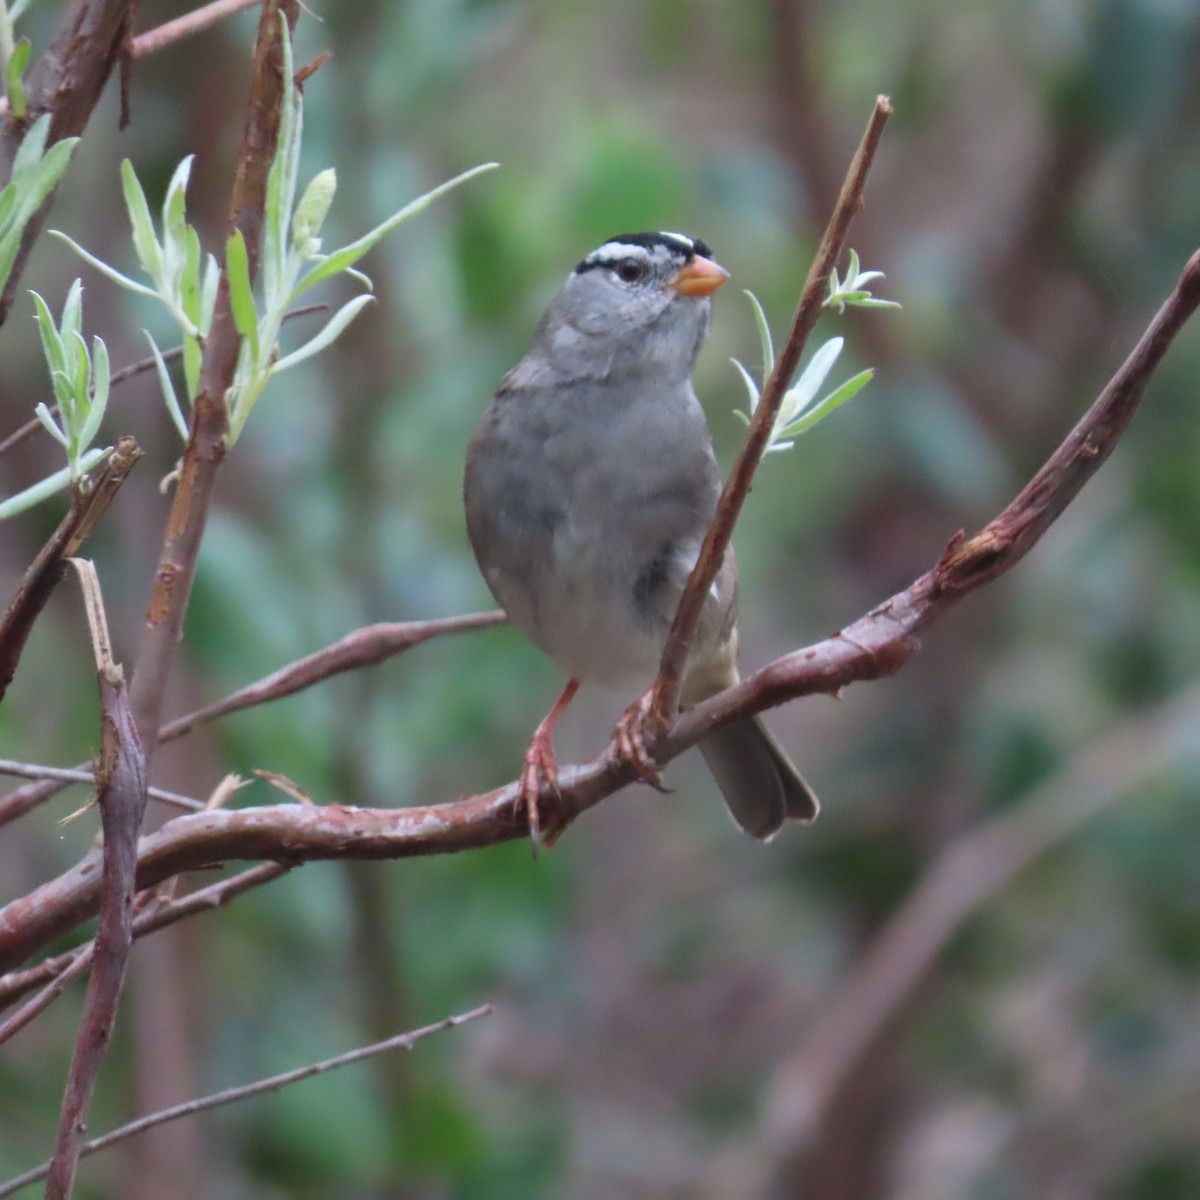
[612,691,671,793]
[518,731,561,855]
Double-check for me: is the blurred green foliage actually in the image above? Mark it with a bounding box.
[3,0,1200,1197]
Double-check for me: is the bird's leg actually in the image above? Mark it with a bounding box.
[520,678,580,852]
[612,690,671,793]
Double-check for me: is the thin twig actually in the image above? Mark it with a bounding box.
[0,437,142,703]
[46,560,147,1200]
[131,0,261,58]
[0,1003,492,1199]
[0,759,200,810]
[0,610,504,824]
[0,862,290,1013]
[0,942,94,1046]
[126,0,298,752]
[648,95,893,729]
[158,610,507,743]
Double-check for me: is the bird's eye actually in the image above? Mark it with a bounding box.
[613,257,648,284]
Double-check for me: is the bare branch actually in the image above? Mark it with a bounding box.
[0,610,504,824]
[0,943,93,1046]
[46,560,147,1200]
[0,437,141,703]
[131,0,262,59]
[0,863,289,1013]
[650,95,893,728]
[0,759,200,810]
[158,610,507,743]
[0,1003,492,1199]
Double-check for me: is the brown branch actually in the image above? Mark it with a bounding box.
[0,862,289,1013]
[131,0,262,59]
[0,0,135,326]
[0,436,141,703]
[45,560,147,1200]
[0,609,505,825]
[0,759,200,810]
[158,610,506,743]
[0,1002,492,1199]
[1,243,1195,970]
[709,676,1200,1195]
[126,0,298,753]
[0,942,94,1045]
[649,94,893,729]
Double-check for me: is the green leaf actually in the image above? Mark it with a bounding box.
[742,289,774,387]
[121,158,164,282]
[779,336,844,427]
[6,36,30,119]
[50,230,161,299]
[69,331,89,425]
[273,294,373,373]
[10,112,49,179]
[0,181,17,232]
[180,224,202,329]
[183,334,201,404]
[162,154,194,244]
[0,448,109,518]
[144,331,189,440]
[33,401,67,447]
[199,253,219,335]
[728,356,762,419]
[292,162,499,299]
[30,289,65,379]
[80,336,110,449]
[775,368,875,444]
[225,227,259,361]
[60,277,83,347]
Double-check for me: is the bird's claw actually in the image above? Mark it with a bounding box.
[518,734,563,855]
[613,693,671,793]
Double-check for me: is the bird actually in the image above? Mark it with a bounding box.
[463,230,818,845]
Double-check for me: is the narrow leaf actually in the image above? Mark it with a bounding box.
[292,162,499,299]
[0,449,109,519]
[50,230,161,299]
[30,289,65,378]
[777,368,874,440]
[10,112,49,179]
[33,401,67,446]
[742,290,774,387]
[6,36,31,119]
[144,331,189,440]
[729,356,762,415]
[779,336,843,427]
[120,158,164,282]
[272,294,373,373]
[225,227,259,361]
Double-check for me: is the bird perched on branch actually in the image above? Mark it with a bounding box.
[464,231,817,846]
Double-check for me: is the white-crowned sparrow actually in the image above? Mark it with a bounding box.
[464,231,817,842]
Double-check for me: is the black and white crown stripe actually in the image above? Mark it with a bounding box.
[574,231,715,275]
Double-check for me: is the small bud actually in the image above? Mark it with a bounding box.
[292,168,337,251]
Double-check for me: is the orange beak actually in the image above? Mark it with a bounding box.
[671,254,730,297]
